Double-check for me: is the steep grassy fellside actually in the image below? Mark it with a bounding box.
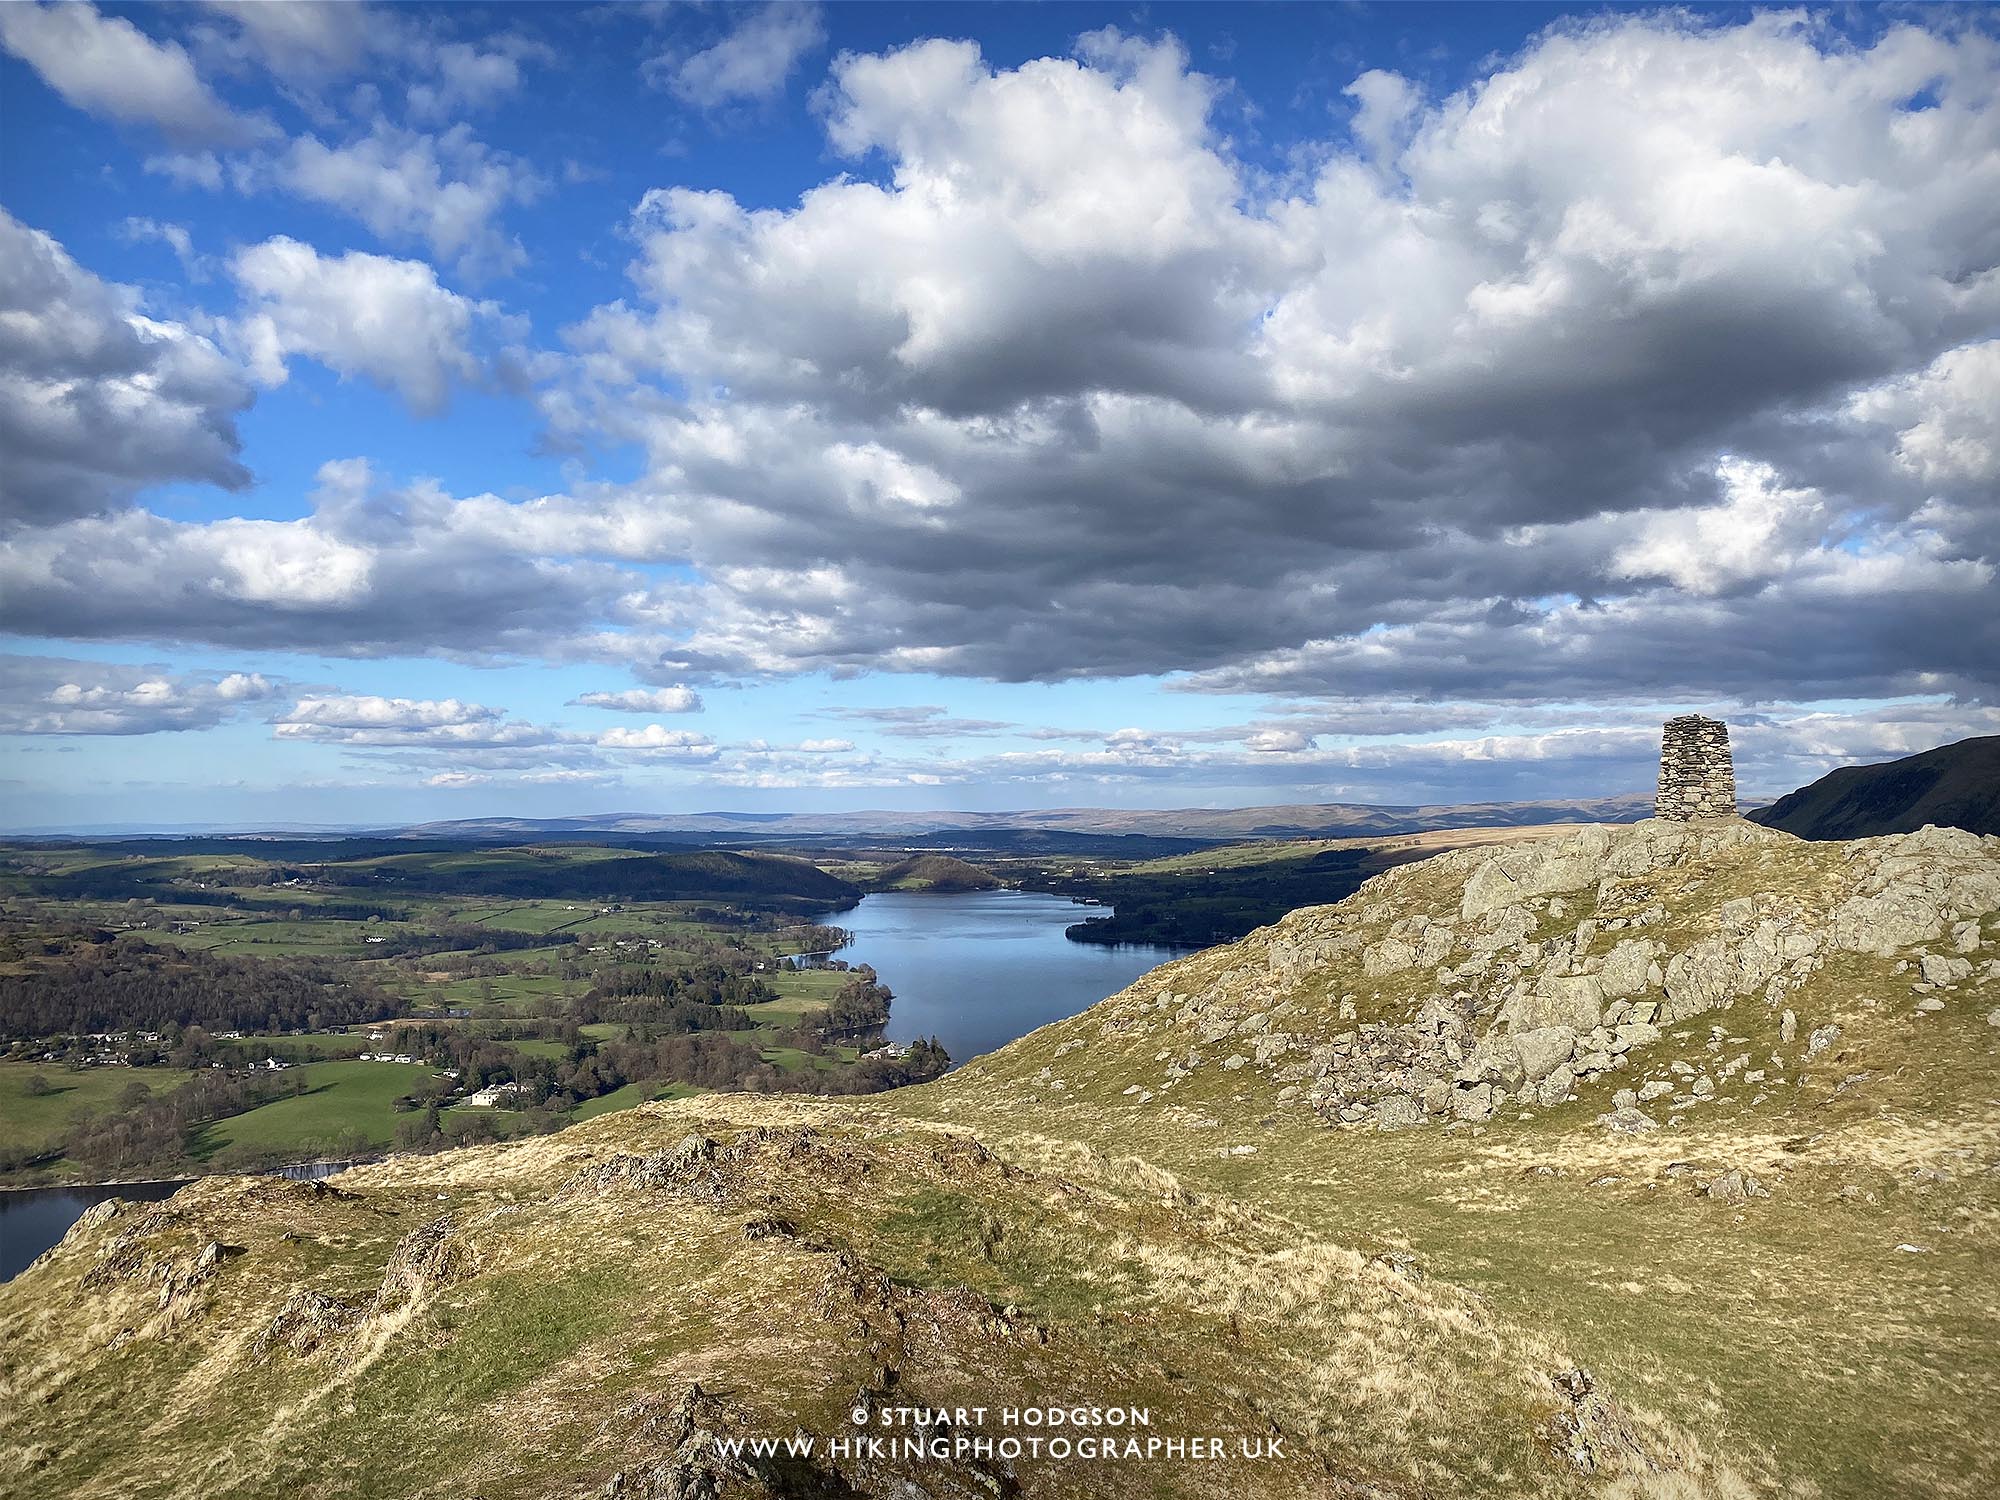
[901,818,2000,1499]
[6,818,1994,1500]
[1749,735,2000,839]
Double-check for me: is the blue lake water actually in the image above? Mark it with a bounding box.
[837,888,1186,1066]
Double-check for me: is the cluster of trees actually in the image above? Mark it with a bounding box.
[0,940,399,1037]
[816,970,894,1035]
[1035,847,1379,948]
[28,1070,304,1177]
[576,959,774,1024]
[359,922,576,959]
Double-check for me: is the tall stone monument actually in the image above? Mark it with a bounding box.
[1655,715,1736,820]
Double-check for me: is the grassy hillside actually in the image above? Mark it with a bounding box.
[3,1098,1750,1500]
[7,818,1995,1499]
[1750,735,2000,839]
[870,854,1003,892]
[903,818,2000,1498]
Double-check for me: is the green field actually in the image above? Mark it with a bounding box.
[1,838,914,1185]
[0,1062,197,1152]
[504,1039,574,1059]
[195,1060,434,1157]
[139,917,408,958]
[571,1080,702,1120]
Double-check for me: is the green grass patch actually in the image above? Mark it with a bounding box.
[572,1081,703,1120]
[194,1059,433,1157]
[0,1061,197,1152]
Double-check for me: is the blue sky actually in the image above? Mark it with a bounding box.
[2,2,1996,830]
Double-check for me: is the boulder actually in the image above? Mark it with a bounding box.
[1703,1170,1770,1205]
[1460,861,1522,923]
[1375,1095,1424,1131]
[1597,1106,1659,1135]
[1919,952,1974,985]
[1597,938,1658,999]
[1506,974,1605,1033]
[1511,1027,1578,1082]
[1536,1065,1576,1108]
[1451,1083,1496,1123]
[1611,1022,1661,1053]
[1362,938,1419,978]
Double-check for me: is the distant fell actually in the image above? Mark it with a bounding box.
[398,791,1653,843]
[322,846,859,906]
[1749,735,2000,839]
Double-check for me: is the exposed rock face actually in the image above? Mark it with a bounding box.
[1039,816,1999,1135]
[1656,715,1737,820]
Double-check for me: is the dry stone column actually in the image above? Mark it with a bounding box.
[1655,715,1736,820]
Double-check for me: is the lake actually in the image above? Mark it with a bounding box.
[836,888,1187,1065]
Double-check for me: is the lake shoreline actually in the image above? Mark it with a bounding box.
[0,1156,372,1195]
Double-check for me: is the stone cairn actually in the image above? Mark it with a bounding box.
[1655,714,1736,820]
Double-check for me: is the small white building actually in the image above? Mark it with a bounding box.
[459,1081,528,1108]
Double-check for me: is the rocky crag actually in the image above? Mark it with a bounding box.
[947,819,1996,1137]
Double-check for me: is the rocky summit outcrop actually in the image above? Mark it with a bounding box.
[961,818,1998,1136]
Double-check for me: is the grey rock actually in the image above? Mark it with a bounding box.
[1597,1106,1659,1135]
[1375,1095,1425,1131]
[1703,1170,1770,1205]
[1511,1026,1578,1082]
[1919,952,1974,985]
[1536,1065,1576,1108]
[1508,973,1605,1033]
[1451,1083,1496,1123]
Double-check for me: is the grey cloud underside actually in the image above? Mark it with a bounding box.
[0,655,277,735]
[0,210,253,527]
[5,14,2000,717]
[546,17,2000,695]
